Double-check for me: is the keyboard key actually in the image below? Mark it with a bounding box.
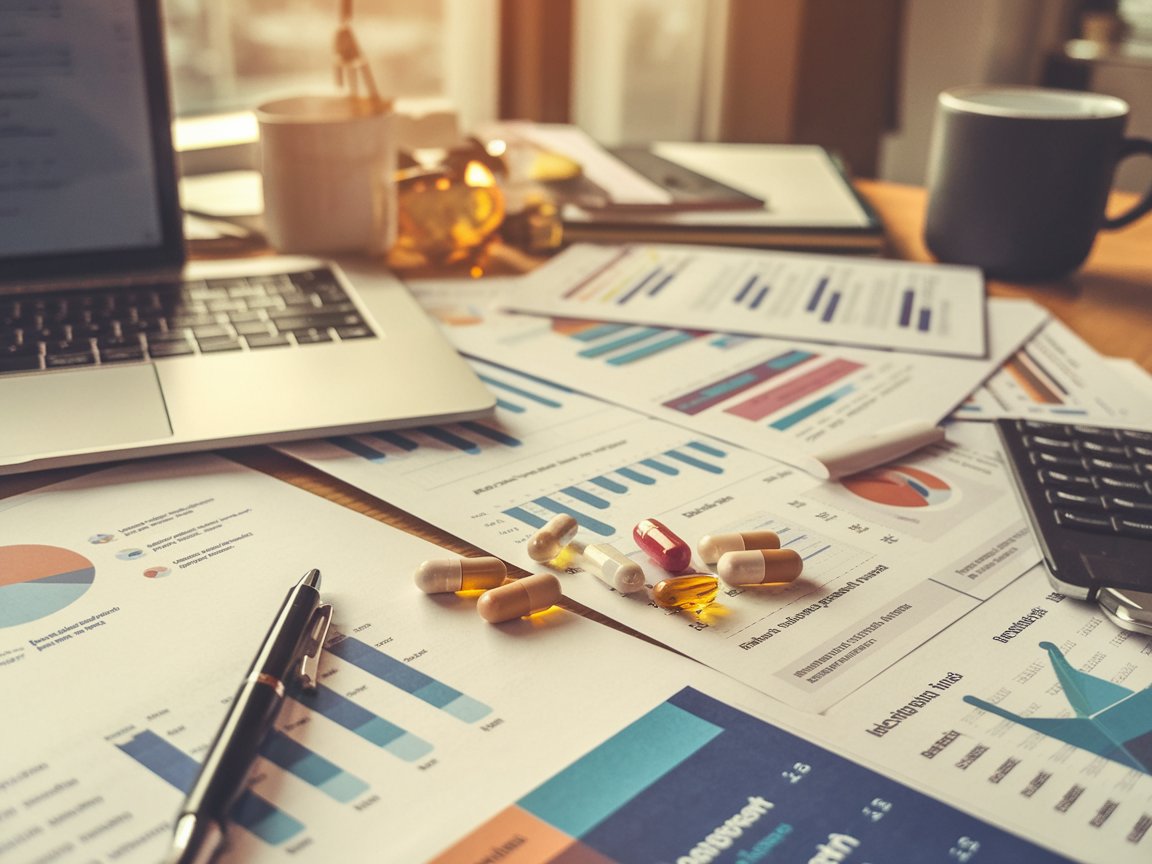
[336,325,373,340]
[1053,509,1115,534]
[1094,474,1151,496]
[1037,468,1094,489]
[1120,429,1152,446]
[244,333,291,350]
[1086,457,1139,477]
[1106,496,1152,516]
[1045,489,1106,511]
[1029,451,1085,470]
[196,336,242,353]
[1115,517,1152,540]
[289,328,333,345]
[1027,434,1076,452]
[1077,440,1128,459]
[147,340,195,358]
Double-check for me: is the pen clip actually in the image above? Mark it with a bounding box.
[295,603,333,691]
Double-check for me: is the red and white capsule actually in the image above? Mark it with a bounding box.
[632,518,692,573]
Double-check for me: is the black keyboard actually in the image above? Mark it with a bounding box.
[0,266,375,375]
[995,418,1152,600]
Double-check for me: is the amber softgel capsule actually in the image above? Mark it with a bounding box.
[651,574,719,611]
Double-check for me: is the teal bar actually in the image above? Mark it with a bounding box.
[517,701,723,838]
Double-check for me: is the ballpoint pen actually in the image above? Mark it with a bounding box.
[164,569,333,864]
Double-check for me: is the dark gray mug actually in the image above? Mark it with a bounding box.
[924,85,1152,281]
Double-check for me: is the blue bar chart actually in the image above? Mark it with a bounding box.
[297,685,434,762]
[259,730,370,803]
[502,440,728,537]
[116,730,305,845]
[326,635,492,723]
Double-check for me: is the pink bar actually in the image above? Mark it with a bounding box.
[725,358,864,421]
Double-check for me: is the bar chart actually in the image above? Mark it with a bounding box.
[500,439,729,537]
[434,688,1061,863]
[116,730,306,845]
[326,635,492,723]
[509,243,986,356]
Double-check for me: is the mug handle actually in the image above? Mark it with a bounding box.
[1103,137,1152,229]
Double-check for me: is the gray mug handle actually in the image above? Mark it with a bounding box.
[1103,137,1152,229]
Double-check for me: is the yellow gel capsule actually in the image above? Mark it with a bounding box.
[697,531,780,565]
[717,549,803,587]
[414,556,507,594]
[651,574,719,611]
[477,573,562,623]
[527,513,579,562]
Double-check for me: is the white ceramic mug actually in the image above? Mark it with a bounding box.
[256,95,396,255]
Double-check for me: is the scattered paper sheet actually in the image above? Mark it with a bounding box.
[0,453,1073,863]
[409,275,1047,477]
[280,365,1040,713]
[501,243,990,356]
[820,564,1152,863]
[954,317,1152,426]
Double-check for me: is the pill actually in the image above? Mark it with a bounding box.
[696,530,781,565]
[414,556,507,594]
[527,513,579,562]
[652,574,719,611]
[477,573,562,623]
[717,549,803,587]
[582,543,647,594]
[632,517,692,572]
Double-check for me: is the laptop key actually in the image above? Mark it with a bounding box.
[289,328,333,345]
[335,325,373,340]
[147,340,195,358]
[101,344,147,363]
[196,336,242,353]
[244,333,291,350]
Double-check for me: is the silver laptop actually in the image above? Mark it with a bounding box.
[0,0,494,476]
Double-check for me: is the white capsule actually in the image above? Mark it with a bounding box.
[717,549,803,587]
[527,514,580,562]
[477,573,562,623]
[414,556,507,594]
[582,543,647,594]
[697,530,781,566]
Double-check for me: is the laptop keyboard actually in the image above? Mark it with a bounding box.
[0,266,376,374]
[995,418,1152,592]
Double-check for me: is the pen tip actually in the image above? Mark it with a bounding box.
[302,569,321,589]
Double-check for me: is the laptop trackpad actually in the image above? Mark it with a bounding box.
[0,365,172,457]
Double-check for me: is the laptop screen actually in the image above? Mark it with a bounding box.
[0,0,184,284]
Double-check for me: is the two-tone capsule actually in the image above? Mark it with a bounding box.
[477,573,563,623]
[414,556,507,594]
[717,549,803,587]
[652,574,719,611]
[633,518,692,572]
[696,530,780,566]
[582,543,647,594]
[527,513,579,562]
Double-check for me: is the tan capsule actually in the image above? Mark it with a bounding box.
[414,556,507,594]
[651,574,719,611]
[697,531,780,565]
[477,573,562,623]
[527,514,579,562]
[717,549,803,587]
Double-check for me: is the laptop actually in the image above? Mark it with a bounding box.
[0,0,494,476]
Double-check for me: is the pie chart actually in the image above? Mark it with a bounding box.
[841,465,952,508]
[0,545,96,628]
